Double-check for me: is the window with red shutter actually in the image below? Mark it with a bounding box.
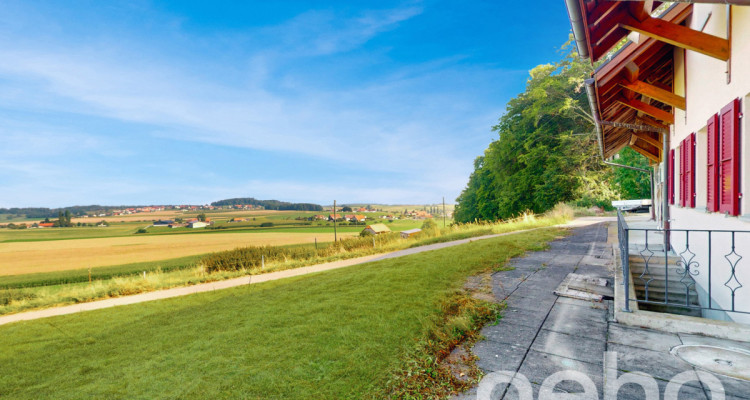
[687,133,696,208]
[707,114,719,212]
[719,98,741,216]
[669,149,675,205]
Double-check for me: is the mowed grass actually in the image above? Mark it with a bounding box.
[0,231,357,276]
[0,228,563,399]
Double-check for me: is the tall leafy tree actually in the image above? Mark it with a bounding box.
[612,147,652,199]
[455,40,618,222]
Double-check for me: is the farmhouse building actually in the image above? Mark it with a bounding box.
[566,0,750,325]
[187,221,208,229]
[362,224,391,235]
[153,220,174,227]
[353,215,366,223]
[400,228,421,239]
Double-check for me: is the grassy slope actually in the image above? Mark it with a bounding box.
[0,228,562,400]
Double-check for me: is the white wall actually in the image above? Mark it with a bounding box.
[666,5,750,324]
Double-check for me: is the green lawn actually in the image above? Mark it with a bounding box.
[0,228,562,399]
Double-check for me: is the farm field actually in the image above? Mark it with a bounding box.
[0,231,358,276]
[0,228,562,399]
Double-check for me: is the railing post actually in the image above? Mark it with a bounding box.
[623,228,631,313]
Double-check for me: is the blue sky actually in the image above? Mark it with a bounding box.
[0,0,571,208]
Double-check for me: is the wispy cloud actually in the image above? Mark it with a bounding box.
[0,2,524,208]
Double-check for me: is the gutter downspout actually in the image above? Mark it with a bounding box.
[565,0,590,59]
[604,161,656,221]
[584,78,605,159]
[663,130,671,251]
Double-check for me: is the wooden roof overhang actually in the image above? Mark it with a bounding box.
[566,0,733,162]
[591,3,692,161]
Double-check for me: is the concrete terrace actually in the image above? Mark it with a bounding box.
[456,222,750,399]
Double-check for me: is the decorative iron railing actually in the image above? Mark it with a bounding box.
[617,210,750,315]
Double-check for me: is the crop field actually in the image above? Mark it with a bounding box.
[0,231,358,276]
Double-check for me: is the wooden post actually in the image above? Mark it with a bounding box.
[315,237,318,250]
[142,271,146,279]
[88,266,92,284]
[262,255,265,269]
[443,197,446,227]
[372,236,376,248]
[333,200,337,242]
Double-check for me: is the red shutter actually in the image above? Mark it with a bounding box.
[669,149,675,204]
[707,114,719,212]
[687,133,696,208]
[679,140,686,207]
[719,98,741,216]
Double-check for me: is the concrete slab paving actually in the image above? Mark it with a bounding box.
[496,306,550,329]
[517,350,603,392]
[606,343,697,383]
[472,341,528,373]
[480,322,540,348]
[608,323,682,353]
[530,329,606,366]
[453,222,750,399]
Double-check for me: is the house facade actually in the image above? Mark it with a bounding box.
[566,0,750,325]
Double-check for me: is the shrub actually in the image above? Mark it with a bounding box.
[260,222,274,227]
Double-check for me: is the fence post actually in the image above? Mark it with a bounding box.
[262,255,265,269]
[623,229,631,313]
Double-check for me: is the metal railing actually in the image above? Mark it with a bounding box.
[617,210,750,315]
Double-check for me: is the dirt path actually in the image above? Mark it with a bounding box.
[0,218,610,326]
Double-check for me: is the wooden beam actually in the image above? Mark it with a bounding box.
[629,1,653,22]
[631,142,660,163]
[621,80,686,110]
[632,132,662,150]
[635,115,669,132]
[619,17,730,61]
[617,97,675,124]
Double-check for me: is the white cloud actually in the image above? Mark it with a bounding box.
[0,3,512,207]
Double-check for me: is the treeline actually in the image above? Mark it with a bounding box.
[454,41,649,223]
[211,198,323,211]
[0,206,109,219]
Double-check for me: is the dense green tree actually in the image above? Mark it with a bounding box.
[612,147,652,199]
[455,40,618,222]
[197,213,207,222]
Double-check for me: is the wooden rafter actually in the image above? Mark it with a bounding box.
[632,132,662,150]
[619,17,730,61]
[621,80,686,110]
[631,142,660,163]
[617,97,675,124]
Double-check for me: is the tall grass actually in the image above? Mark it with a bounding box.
[0,207,572,316]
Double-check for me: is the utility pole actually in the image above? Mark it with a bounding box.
[333,200,337,242]
[442,197,446,227]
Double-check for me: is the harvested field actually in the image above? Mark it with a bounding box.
[0,231,357,276]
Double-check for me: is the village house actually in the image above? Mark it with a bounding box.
[187,221,208,229]
[353,215,366,223]
[566,0,750,326]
